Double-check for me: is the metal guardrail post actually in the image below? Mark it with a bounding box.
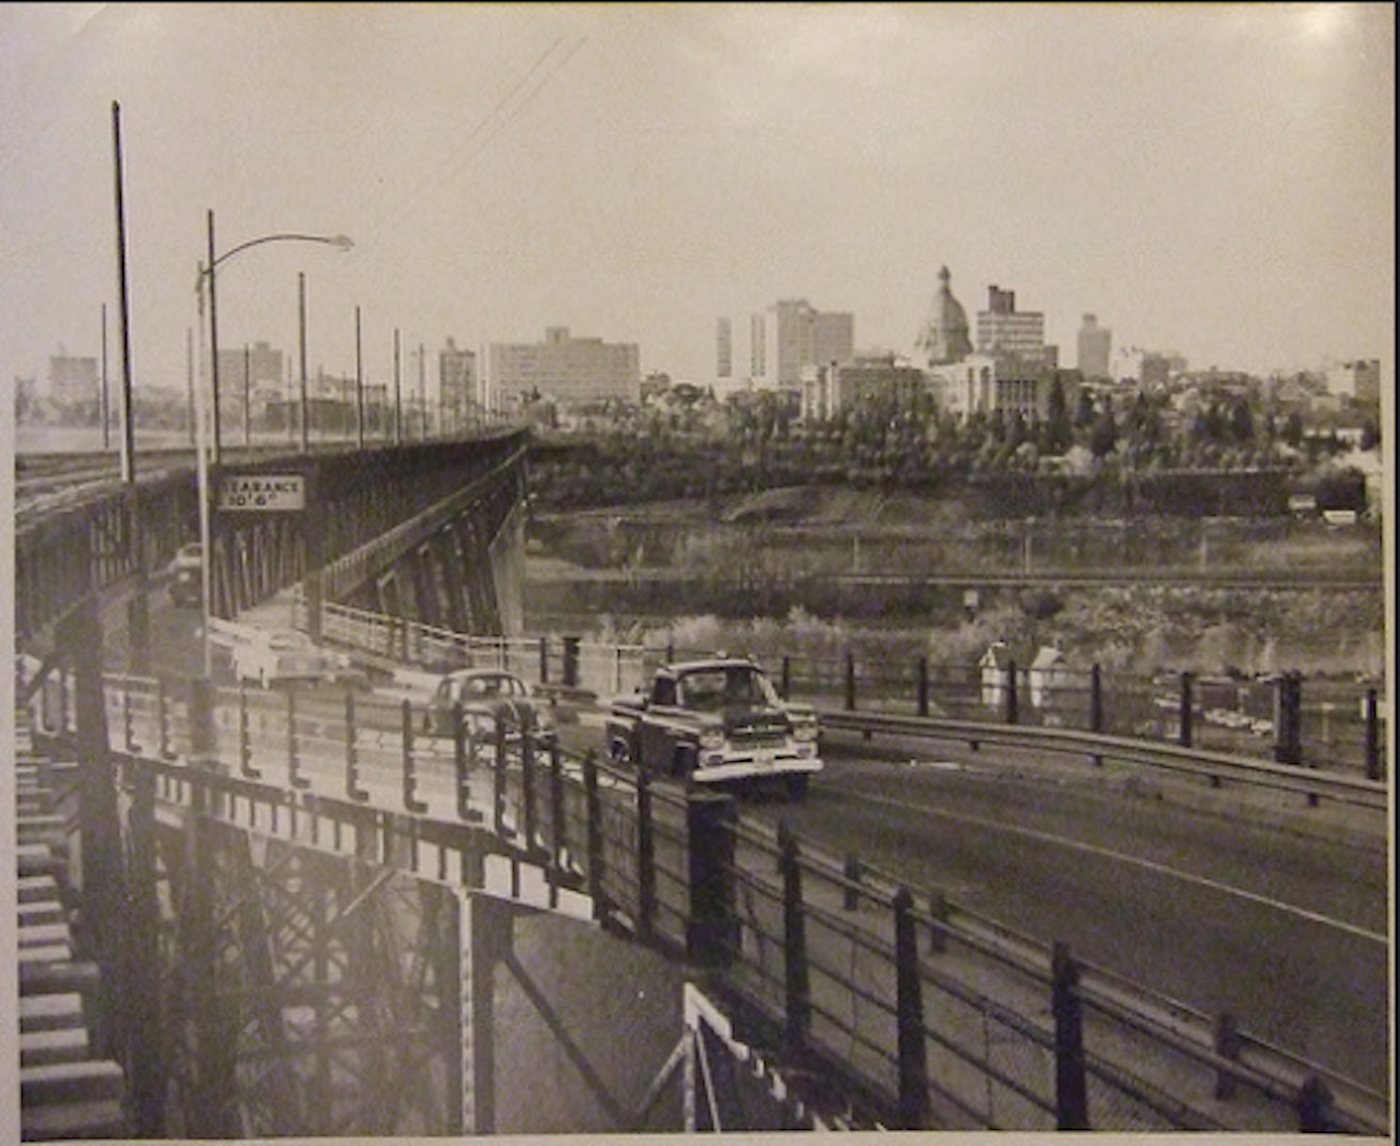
[1051,941,1089,1130]
[685,791,736,968]
[521,724,539,854]
[548,740,566,909]
[778,822,810,1056]
[493,721,509,838]
[1089,664,1103,733]
[843,855,861,910]
[453,702,473,821]
[1178,671,1194,748]
[239,684,259,780]
[1363,688,1381,781]
[345,691,368,802]
[189,677,216,762]
[288,689,310,790]
[894,887,930,1130]
[926,890,948,954]
[402,698,427,812]
[1213,1012,1242,1099]
[917,655,930,718]
[844,652,856,711]
[563,636,580,689]
[1295,1074,1335,1132]
[583,751,607,925]
[636,771,657,945]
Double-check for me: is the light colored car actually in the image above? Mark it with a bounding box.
[167,543,204,607]
[425,668,556,752]
[230,628,367,690]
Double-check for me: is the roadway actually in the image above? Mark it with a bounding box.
[90,581,1393,1101]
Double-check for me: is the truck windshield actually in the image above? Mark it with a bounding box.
[679,667,773,710]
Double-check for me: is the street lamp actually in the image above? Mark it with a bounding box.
[193,211,352,673]
[195,210,353,465]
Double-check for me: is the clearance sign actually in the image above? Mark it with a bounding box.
[218,473,306,511]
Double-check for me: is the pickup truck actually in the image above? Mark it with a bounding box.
[606,656,822,800]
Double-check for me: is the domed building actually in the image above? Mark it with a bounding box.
[916,265,973,366]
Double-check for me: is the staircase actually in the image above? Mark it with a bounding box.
[14,707,131,1141]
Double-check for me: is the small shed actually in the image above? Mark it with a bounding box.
[980,640,1069,711]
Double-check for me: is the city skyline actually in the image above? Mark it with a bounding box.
[2,4,1394,401]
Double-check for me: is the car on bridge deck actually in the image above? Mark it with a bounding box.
[424,667,557,757]
[230,628,370,691]
[166,542,204,607]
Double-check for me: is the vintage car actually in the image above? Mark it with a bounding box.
[606,656,822,800]
[167,542,204,607]
[424,668,557,756]
[229,628,368,690]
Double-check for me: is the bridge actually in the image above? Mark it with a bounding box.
[9,428,1392,1137]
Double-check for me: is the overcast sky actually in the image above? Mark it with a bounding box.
[1,3,1394,398]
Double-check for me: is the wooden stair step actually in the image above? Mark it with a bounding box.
[20,1027,91,1067]
[19,992,85,1033]
[21,1097,129,1141]
[20,960,101,998]
[21,1060,126,1106]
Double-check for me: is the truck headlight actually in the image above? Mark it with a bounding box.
[793,720,819,743]
[699,726,725,751]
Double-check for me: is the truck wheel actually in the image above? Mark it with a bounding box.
[673,745,697,780]
[786,774,809,802]
[610,737,633,767]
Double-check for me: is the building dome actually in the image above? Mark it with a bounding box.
[917,265,973,366]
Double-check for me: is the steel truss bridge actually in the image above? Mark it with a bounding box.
[11,430,1392,1137]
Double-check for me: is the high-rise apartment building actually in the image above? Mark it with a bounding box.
[716,317,733,380]
[485,326,640,410]
[1077,314,1112,379]
[1327,358,1381,404]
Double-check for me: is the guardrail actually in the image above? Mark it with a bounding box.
[816,710,1390,814]
[303,600,1388,783]
[23,669,1390,1135]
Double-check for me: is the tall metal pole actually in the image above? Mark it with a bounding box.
[243,343,251,446]
[419,341,427,440]
[206,207,222,467]
[355,304,365,449]
[299,271,309,454]
[393,327,402,446]
[111,102,135,483]
[186,327,195,445]
[100,303,110,451]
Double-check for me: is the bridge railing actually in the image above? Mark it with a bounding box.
[24,669,1389,1135]
[304,601,1388,782]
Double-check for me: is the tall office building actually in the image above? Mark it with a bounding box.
[752,299,854,388]
[485,325,640,410]
[976,285,1054,367]
[1077,314,1112,379]
[439,337,477,418]
[716,317,733,379]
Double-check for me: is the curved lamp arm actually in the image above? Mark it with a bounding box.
[196,232,352,291]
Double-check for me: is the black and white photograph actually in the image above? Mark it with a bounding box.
[3,3,1393,1139]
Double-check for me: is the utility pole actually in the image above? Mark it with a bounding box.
[299,271,309,454]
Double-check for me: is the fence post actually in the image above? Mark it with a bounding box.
[1364,688,1381,781]
[189,677,216,763]
[563,636,580,689]
[1295,1074,1334,1132]
[1051,941,1089,1130]
[844,652,856,711]
[239,684,260,780]
[521,726,540,857]
[1005,661,1019,725]
[548,741,566,909]
[686,791,737,969]
[917,656,930,718]
[894,888,930,1130]
[454,702,473,821]
[636,771,657,945]
[843,855,861,911]
[493,719,509,838]
[583,751,607,925]
[926,890,948,955]
[778,822,810,1056]
[1178,671,1194,748]
[538,636,549,686]
[122,681,135,751]
[345,691,368,802]
[157,678,173,760]
[1089,664,1103,733]
[1274,673,1302,766]
[1213,1012,1242,1100]
[402,698,427,813]
[287,688,310,789]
